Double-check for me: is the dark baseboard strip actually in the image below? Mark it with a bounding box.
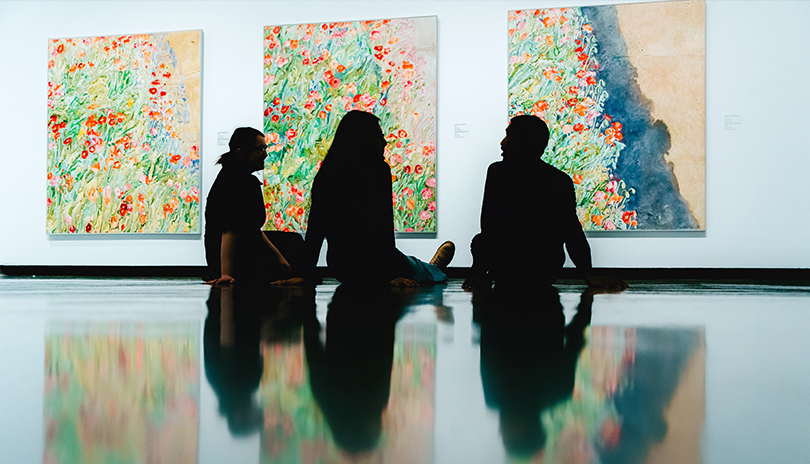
[1,265,809,282]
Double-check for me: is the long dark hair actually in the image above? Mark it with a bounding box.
[319,111,385,173]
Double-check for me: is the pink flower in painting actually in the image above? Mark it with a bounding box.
[124,183,131,190]
[607,180,618,193]
[274,212,284,229]
[604,220,616,230]
[393,154,403,165]
[150,127,158,136]
[304,100,315,110]
[345,82,357,94]
[403,187,414,197]
[65,214,72,225]
[425,177,436,188]
[562,124,573,134]
[510,55,521,64]
[49,178,57,187]
[405,227,414,232]
[370,30,381,40]
[276,56,288,67]
[361,94,376,107]
[268,132,279,144]
[594,191,606,202]
[428,201,436,211]
[419,210,431,220]
[421,188,433,200]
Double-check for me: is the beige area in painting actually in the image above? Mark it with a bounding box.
[615,1,706,229]
[644,337,705,464]
[163,30,201,140]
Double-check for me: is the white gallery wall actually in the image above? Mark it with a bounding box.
[0,0,808,269]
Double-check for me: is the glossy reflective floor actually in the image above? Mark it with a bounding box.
[1,277,809,464]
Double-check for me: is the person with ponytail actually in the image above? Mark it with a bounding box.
[204,127,294,285]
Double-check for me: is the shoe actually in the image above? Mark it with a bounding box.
[429,241,455,271]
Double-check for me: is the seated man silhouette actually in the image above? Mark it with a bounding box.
[463,115,626,289]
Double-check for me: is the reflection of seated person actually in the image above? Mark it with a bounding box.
[475,286,596,458]
[303,285,406,454]
[203,285,311,436]
[463,116,626,290]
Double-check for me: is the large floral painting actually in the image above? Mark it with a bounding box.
[508,1,705,230]
[263,17,437,233]
[46,30,201,234]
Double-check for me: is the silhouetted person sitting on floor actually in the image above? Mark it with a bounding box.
[463,116,626,289]
[276,111,454,287]
[204,127,295,285]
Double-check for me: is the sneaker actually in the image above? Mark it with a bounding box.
[429,241,455,271]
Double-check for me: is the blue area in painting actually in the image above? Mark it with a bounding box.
[582,6,697,230]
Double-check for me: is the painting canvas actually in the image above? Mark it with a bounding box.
[508,1,705,230]
[263,17,437,233]
[43,322,200,464]
[46,30,201,234]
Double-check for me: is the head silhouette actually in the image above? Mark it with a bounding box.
[501,115,550,159]
[320,110,386,172]
[217,126,267,172]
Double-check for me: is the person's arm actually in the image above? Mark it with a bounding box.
[262,233,292,275]
[561,179,627,289]
[273,180,326,285]
[206,231,237,285]
[562,180,593,273]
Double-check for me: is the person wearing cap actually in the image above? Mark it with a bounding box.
[204,127,293,285]
[463,115,626,290]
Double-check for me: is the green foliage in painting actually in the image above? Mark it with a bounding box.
[263,18,437,233]
[46,31,201,234]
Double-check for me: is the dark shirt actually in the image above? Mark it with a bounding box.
[478,156,592,283]
[304,159,409,284]
[204,166,268,280]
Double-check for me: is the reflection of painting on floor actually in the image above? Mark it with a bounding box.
[263,17,437,233]
[43,322,200,464]
[541,327,704,464]
[259,324,435,463]
[46,30,201,234]
[508,1,705,230]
